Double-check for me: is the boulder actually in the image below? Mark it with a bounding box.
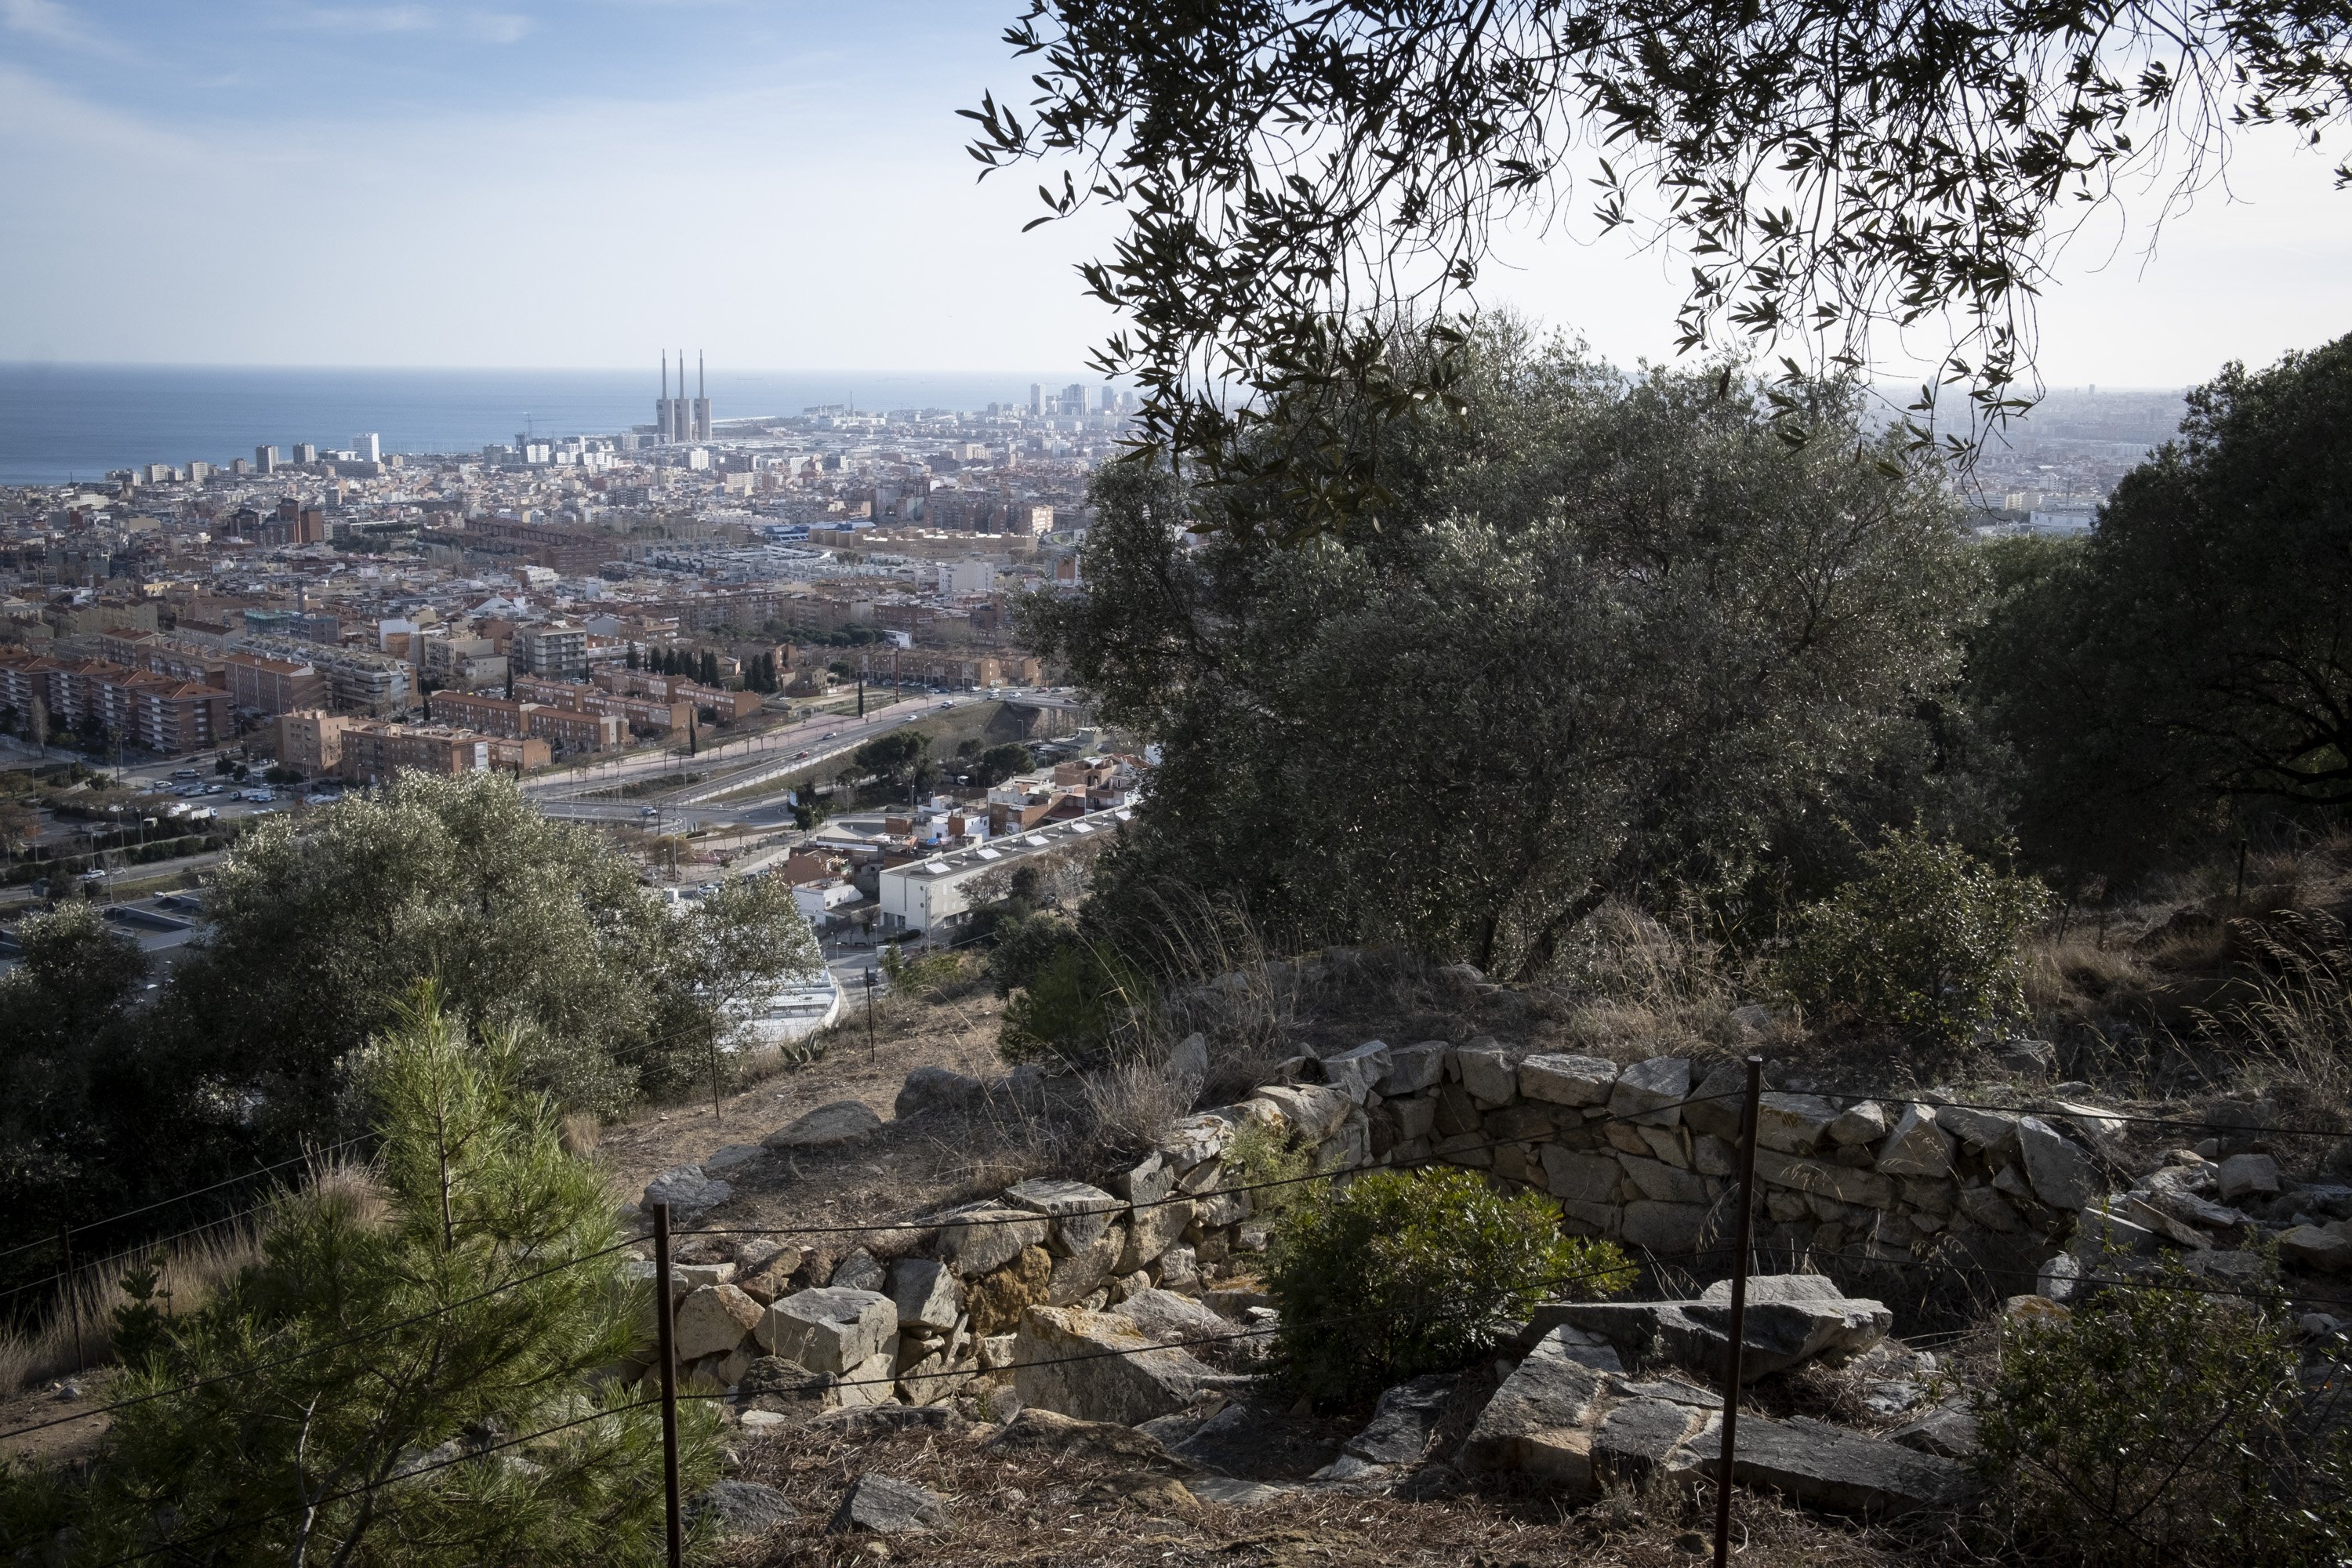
[829,1248,885,1293]
[703,1143,766,1174]
[2279,1220,2352,1273]
[1378,1041,1447,1095]
[1520,1053,1622,1109]
[1456,1044,1519,1106]
[2216,1152,2281,1203]
[2016,1116,2097,1210]
[965,1246,1054,1335]
[1875,1106,1955,1178]
[1011,1305,1214,1425]
[760,1287,899,1374]
[764,1100,882,1149]
[1045,1229,1125,1306]
[895,1065,985,1119]
[687,1480,796,1541]
[989,1406,1190,1471]
[642,1165,731,1217]
[1621,1200,1712,1256]
[1887,1402,1980,1460]
[1118,1196,1194,1274]
[1110,1152,1174,1204]
[1755,1094,1838,1154]
[829,1474,949,1534]
[1345,1374,1457,1465]
[934,1205,1051,1275]
[1935,1105,2019,1155]
[1167,1032,1210,1091]
[1617,1154,1711,1205]
[1322,1040,1392,1103]
[1541,1276,1889,1383]
[1825,1102,1890,1147]
[1004,1178,1120,1254]
[1610,1058,1693,1128]
[1250,1083,1349,1142]
[674,1283,766,1361]
[1459,1330,1615,1487]
[1753,1149,1895,1210]
[1700,1415,1977,1515]
[1682,1060,1750,1141]
[888,1258,963,1331]
[1592,1397,1716,1489]
[1542,1146,1624,1203]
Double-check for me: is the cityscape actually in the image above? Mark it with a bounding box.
[4,2,2350,1564]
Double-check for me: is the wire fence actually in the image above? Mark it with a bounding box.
[6,1065,2343,1568]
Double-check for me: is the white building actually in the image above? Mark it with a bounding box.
[354,432,381,463]
[876,811,1124,935]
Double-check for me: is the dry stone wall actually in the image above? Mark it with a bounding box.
[634,1038,2114,1411]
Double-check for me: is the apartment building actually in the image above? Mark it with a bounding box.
[511,674,688,737]
[222,651,328,715]
[337,723,489,784]
[0,648,228,753]
[510,622,587,678]
[236,634,410,713]
[425,689,623,753]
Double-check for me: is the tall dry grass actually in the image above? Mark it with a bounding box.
[2197,910,2352,1142]
[0,1155,382,1393]
[1545,900,1753,1059]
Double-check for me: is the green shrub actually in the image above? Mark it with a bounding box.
[1975,1265,2352,1567]
[999,942,1148,1066]
[1221,1118,1317,1222]
[1776,828,2049,1047]
[1264,1167,1635,1402]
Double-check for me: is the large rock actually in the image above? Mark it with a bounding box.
[965,1246,1054,1335]
[1456,1044,1518,1106]
[1610,1057,1692,1127]
[1011,1305,1214,1425]
[1700,1415,1977,1515]
[1754,1094,1838,1154]
[1621,1200,1712,1256]
[895,1065,985,1119]
[764,1100,882,1149]
[888,1258,962,1331]
[1322,1040,1392,1103]
[1826,1101,1891,1147]
[1681,1060,1751,1141]
[829,1474,949,1534]
[1045,1229,1125,1306]
[1592,1396,1717,1490]
[2016,1116,2097,1210]
[1754,1149,1895,1209]
[2216,1152,2281,1203]
[1250,1083,1350,1142]
[829,1249,885,1293]
[642,1165,731,1217]
[1875,1106,1955,1178]
[687,1479,796,1540]
[2280,1220,2352,1273]
[1378,1041,1447,1095]
[934,1205,1051,1275]
[1617,1154,1710,1205]
[674,1283,765,1361]
[1117,1195,1193,1273]
[1460,1330,1616,1486]
[1004,1178,1120,1254]
[1541,1276,1889,1383]
[1543,1146,1624,1203]
[760,1287,898,1374]
[1520,1053,1621,1108]
[1935,1105,2019,1155]
[1345,1374,1457,1465]
[1887,1402,1980,1460]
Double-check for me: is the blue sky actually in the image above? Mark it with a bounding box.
[5,0,2350,383]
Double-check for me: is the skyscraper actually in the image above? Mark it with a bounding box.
[692,352,712,443]
[1062,383,1088,415]
[354,432,380,463]
[1029,383,1044,416]
[256,445,278,474]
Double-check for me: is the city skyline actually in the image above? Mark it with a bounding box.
[2,2,2348,386]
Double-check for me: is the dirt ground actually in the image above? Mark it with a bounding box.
[720,1410,1938,1568]
[595,980,1033,1257]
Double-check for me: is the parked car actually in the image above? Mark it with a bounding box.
[170,768,199,781]
[201,784,225,795]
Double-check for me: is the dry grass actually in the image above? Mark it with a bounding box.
[2193,909,2352,1149]
[721,1411,1947,1568]
[0,1155,381,1396]
[1541,902,1762,1062]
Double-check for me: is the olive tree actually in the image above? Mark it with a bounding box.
[1025,338,1984,976]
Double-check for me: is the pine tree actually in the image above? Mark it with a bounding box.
[0,985,718,1565]
[625,642,639,672]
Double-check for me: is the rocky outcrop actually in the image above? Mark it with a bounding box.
[1011,1305,1217,1425]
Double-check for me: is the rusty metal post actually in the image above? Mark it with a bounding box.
[653,1201,682,1568]
[1713,1055,1763,1568]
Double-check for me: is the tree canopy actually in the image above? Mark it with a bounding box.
[1024,336,1991,975]
[1976,332,2352,880]
[970,0,2352,519]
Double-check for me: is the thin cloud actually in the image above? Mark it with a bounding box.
[2,0,108,51]
[297,5,437,31]
[463,11,533,43]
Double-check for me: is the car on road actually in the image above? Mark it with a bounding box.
[176,785,205,798]
[201,784,225,795]
[793,749,811,759]
[821,730,837,739]
[170,768,199,781]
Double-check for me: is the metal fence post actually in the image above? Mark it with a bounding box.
[1714,1054,1763,1568]
[653,1200,683,1568]
[59,1224,84,1373]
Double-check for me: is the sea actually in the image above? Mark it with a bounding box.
[0,364,1086,487]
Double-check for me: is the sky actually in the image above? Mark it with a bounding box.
[4,0,2350,387]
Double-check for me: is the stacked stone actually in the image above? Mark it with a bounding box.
[632,1040,2125,1412]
